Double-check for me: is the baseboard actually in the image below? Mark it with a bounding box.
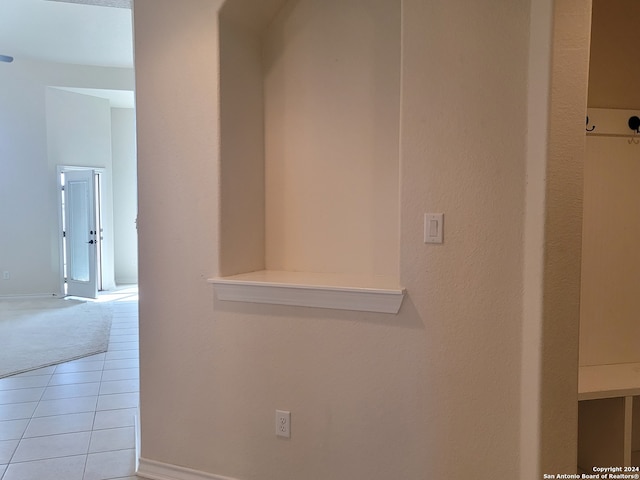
[134,410,141,473]
[0,293,61,299]
[137,457,243,480]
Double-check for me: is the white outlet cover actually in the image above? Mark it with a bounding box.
[276,410,291,438]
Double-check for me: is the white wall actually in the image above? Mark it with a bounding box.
[580,137,640,366]
[588,0,640,109]
[0,61,52,295]
[134,1,221,473]
[263,0,400,276]
[218,8,265,276]
[133,0,587,479]
[579,0,640,367]
[400,1,526,476]
[112,108,138,285]
[0,59,134,296]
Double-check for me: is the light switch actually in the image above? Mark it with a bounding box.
[424,213,444,244]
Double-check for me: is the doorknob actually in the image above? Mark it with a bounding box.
[87,240,94,244]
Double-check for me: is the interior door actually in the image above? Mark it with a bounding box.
[64,169,98,298]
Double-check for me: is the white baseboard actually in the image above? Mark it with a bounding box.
[134,410,141,473]
[137,457,243,480]
[0,293,61,299]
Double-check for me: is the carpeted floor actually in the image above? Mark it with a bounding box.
[0,297,113,378]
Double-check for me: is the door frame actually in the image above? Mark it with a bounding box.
[57,165,106,297]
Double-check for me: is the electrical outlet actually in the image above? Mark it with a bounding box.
[276,410,291,438]
[2,271,9,280]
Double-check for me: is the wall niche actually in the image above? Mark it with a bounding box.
[211,0,405,313]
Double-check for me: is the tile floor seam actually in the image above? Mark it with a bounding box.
[81,453,90,480]
[6,377,50,467]
[17,424,95,440]
[9,451,91,465]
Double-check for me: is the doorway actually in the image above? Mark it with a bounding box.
[58,166,105,298]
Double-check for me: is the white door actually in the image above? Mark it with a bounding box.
[64,169,98,298]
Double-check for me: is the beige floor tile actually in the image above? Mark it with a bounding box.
[83,449,136,480]
[89,427,135,453]
[97,393,139,411]
[93,408,137,430]
[101,369,139,382]
[0,419,29,441]
[33,396,98,417]
[0,402,38,422]
[12,431,91,462]
[41,382,101,401]
[0,439,18,464]
[0,387,44,405]
[2,454,86,480]
[103,359,139,371]
[23,412,95,438]
[0,375,51,392]
[99,379,139,396]
[48,371,103,386]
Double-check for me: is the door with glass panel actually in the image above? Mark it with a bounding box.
[63,169,99,298]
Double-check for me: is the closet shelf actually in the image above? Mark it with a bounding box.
[208,270,405,314]
[579,362,640,401]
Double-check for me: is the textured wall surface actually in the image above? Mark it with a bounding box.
[540,0,591,472]
[134,0,587,478]
[111,107,138,285]
[588,0,640,109]
[581,137,640,366]
[263,0,400,276]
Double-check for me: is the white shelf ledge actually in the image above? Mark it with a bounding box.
[578,362,640,401]
[208,270,405,314]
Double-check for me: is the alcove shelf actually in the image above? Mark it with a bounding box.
[209,271,405,314]
[216,0,402,313]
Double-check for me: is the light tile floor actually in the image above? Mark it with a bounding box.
[0,290,141,480]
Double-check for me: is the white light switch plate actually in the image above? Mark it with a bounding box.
[424,213,444,244]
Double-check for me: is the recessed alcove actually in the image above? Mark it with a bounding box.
[210,0,404,313]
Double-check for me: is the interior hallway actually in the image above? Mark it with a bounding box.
[0,287,140,480]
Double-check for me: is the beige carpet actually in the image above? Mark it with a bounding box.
[0,297,112,378]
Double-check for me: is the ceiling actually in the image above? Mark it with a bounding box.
[0,0,134,107]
